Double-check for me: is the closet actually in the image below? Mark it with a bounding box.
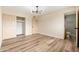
[16,17,25,36]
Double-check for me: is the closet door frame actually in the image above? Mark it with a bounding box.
[16,16,25,36]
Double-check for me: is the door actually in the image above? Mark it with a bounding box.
[16,17,25,36]
[17,22,23,35]
[65,14,76,41]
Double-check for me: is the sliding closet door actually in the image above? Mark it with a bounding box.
[17,22,23,35]
[3,14,16,39]
[16,17,25,36]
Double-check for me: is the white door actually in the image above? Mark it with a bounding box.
[17,22,23,35]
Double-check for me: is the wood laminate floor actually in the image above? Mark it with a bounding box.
[0,34,79,52]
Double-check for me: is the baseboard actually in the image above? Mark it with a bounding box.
[37,33,64,40]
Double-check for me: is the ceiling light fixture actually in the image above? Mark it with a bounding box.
[32,6,42,14]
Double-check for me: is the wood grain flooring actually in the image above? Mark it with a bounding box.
[0,34,79,52]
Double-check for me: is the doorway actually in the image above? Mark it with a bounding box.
[16,17,25,36]
[65,14,76,41]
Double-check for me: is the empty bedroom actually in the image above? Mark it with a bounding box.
[0,6,79,52]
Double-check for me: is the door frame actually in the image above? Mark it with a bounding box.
[16,16,25,36]
[64,9,79,47]
[77,10,79,47]
[64,11,77,46]
[64,13,76,39]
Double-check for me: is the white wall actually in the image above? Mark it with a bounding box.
[25,15,32,35]
[38,12,64,39]
[32,16,38,34]
[0,7,2,47]
[38,7,76,39]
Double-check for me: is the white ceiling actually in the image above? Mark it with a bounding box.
[2,6,69,15]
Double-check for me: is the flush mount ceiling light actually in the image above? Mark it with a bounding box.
[32,6,42,14]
